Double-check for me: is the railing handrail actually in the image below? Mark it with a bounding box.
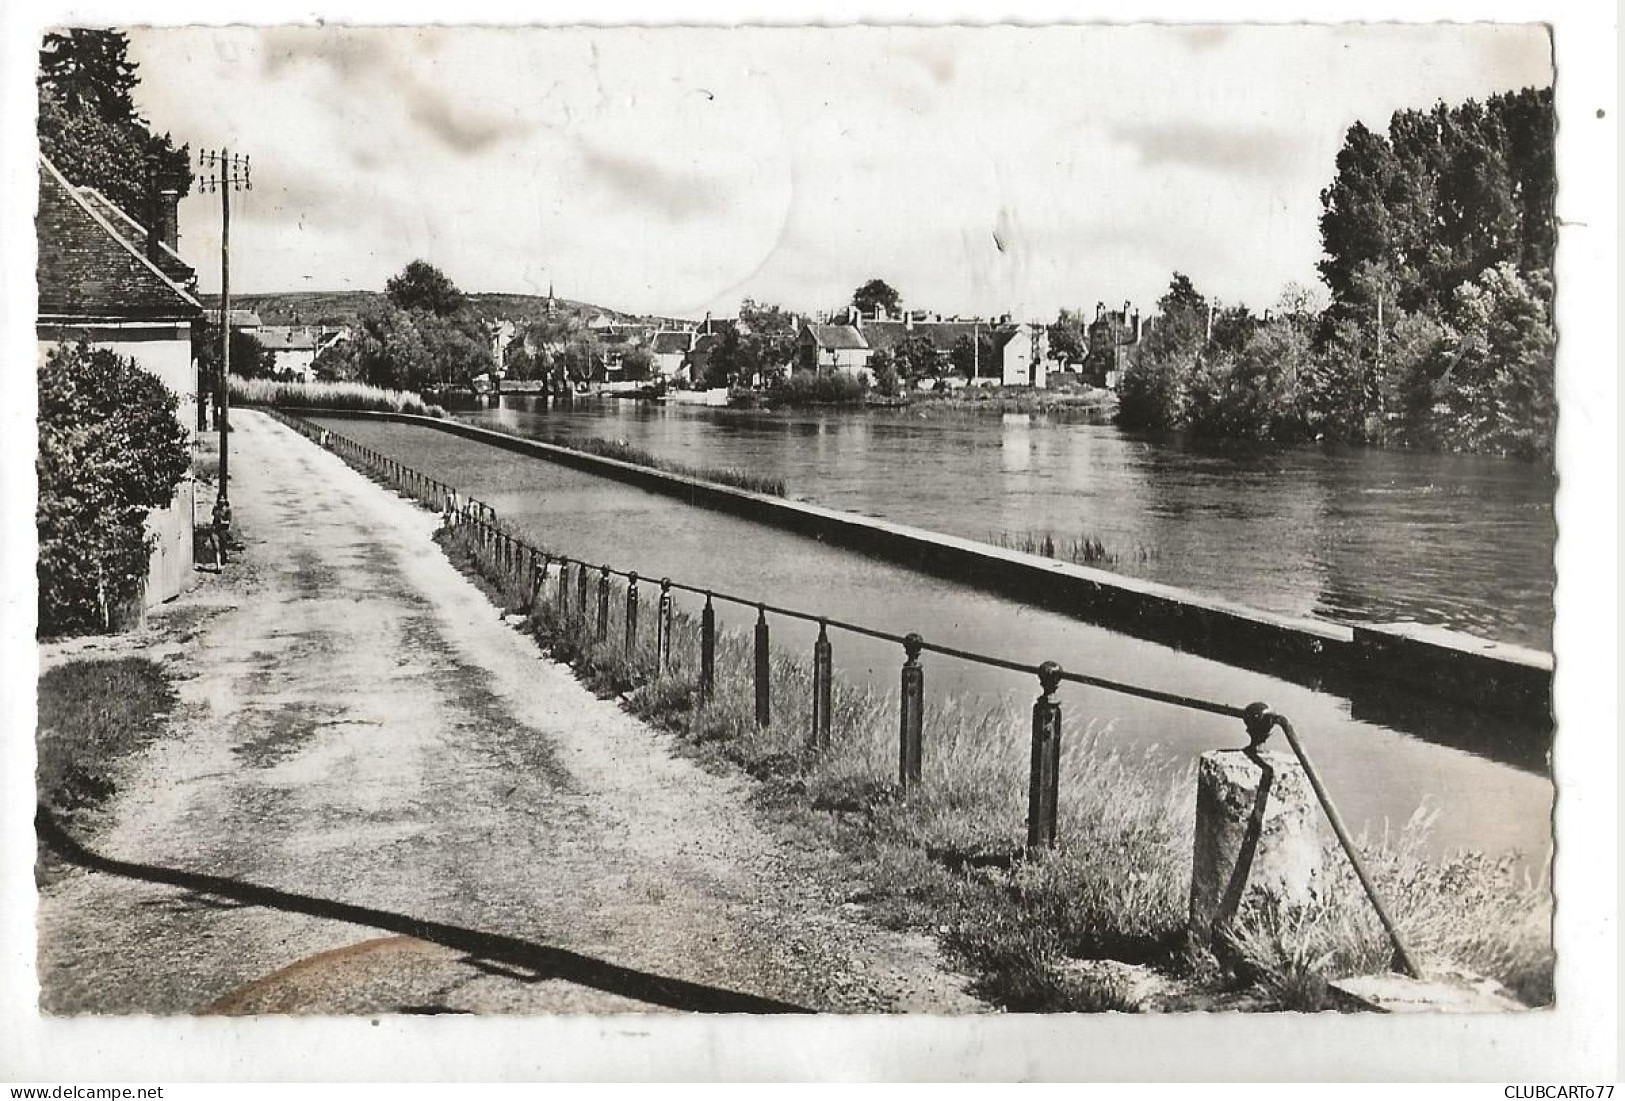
[268,406,1421,979]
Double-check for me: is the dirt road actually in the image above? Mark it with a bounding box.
[36,410,984,1015]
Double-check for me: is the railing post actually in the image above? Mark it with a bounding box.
[1249,706,1425,979]
[899,633,924,789]
[557,556,571,611]
[1027,661,1064,854]
[537,554,551,614]
[529,554,544,613]
[700,593,716,702]
[577,562,590,623]
[657,579,674,674]
[754,604,771,728]
[597,566,611,641]
[810,620,832,750]
[625,572,640,656]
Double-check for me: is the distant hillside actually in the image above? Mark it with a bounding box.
[203,290,677,328]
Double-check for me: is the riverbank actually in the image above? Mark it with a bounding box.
[459,393,1556,650]
[425,470,1553,1010]
[267,410,1550,1008]
[35,409,984,1015]
[295,408,1554,723]
[906,384,1118,418]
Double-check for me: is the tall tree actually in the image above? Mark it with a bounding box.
[737,298,797,376]
[39,29,140,123]
[386,260,468,317]
[37,28,192,219]
[1047,308,1089,366]
[1115,273,1211,430]
[194,321,275,382]
[949,333,995,379]
[893,333,941,380]
[1318,87,1555,321]
[852,278,902,318]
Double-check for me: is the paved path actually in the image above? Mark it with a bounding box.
[37,410,983,1015]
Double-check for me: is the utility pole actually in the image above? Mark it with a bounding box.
[198,149,251,536]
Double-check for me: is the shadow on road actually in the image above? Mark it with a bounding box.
[37,803,812,1015]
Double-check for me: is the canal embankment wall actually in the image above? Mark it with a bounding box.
[296,408,1553,721]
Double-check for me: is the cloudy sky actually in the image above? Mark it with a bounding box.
[127,24,1551,319]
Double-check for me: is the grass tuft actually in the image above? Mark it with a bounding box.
[419,499,1552,1013]
[991,529,1157,567]
[36,658,176,849]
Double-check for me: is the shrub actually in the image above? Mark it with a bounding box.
[37,343,190,637]
[764,369,869,408]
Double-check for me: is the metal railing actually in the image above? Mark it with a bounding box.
[268,408,1422,978]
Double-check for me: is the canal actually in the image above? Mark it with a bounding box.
[309,414,1553,863]
[458,396,1557,651]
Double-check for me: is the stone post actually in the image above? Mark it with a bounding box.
[1189,748,1323,947]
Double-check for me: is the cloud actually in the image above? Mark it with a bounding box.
[260,27,526,155]
[1110,120,1301,177]
[404,87,522,154]
[260,27,390,80]
[575,141,730,221]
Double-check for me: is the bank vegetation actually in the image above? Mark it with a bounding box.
[1118,89,1555,460]
[437,518,1553,1012]
[229,377,448,418]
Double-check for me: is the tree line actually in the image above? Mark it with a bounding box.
[1116,87,1556,459]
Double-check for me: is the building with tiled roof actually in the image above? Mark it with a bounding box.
[796,308,1038,384]
[256,325,348,381]
[796,322,872,375]
[989,324,1050,387]
[684,330,728,385]
[36,153,203,608]
[649,329,694,380]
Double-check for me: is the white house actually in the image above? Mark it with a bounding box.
[36,153,201,609]
[649,329,694,380]
[796,322,874,379]
[991,323,1050,388]
[257,325,345,381]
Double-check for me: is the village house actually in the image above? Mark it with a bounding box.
[488,318,518,374]
[649,329,695,381]
[1086,302,1141,389]
[36,153,202,608]
[256,324,347,381]
[682,316,737,386]
[990,323,1050,388]
[796,319,872,377]
[794,305,1050,387]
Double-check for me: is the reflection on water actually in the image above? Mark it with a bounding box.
[464,396,1557,650]
[311,415,1555,863]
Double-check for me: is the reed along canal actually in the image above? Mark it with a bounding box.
[308,412,1555,863]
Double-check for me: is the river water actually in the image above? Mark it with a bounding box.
[310,413,1554,863]
[460,396,1557,651]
